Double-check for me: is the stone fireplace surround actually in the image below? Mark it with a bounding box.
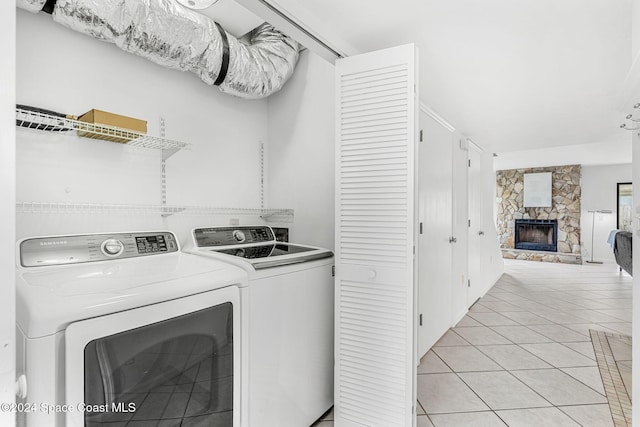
[496,165,582,264]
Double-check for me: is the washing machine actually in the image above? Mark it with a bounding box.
[15,231,248,427]
[185,225,335,427]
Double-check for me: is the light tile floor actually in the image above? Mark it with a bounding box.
[313,259,632,426]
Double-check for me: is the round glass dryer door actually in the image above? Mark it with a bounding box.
[83,302,234,425]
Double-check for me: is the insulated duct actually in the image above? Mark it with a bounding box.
[17,0,300,99]
[17,0,46,13]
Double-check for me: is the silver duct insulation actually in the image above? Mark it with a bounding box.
[17,0,46,13]
[17,0,300,99]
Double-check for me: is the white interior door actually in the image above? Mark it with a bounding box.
[335,44,418,427]
[417,111,453,357]
[467,145,483,306]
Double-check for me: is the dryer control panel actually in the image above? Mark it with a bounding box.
[20,232,179,267]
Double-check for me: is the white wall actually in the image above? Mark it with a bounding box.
[633,0,640,61]
[494,139,631,171]
[266,50,335,249]
[580,164,632,263]
[1,3,16,426]
[16,9,269,243]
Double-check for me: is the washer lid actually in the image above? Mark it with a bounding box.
[16,252,248,338]
[191,226,334,269]
[215,243,334,269]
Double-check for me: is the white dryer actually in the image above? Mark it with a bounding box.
[185,226,334,427]
[16,231,248,427]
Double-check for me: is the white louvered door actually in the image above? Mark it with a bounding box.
[335,44,418,427]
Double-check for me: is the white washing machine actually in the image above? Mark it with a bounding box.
[15,231,248,427]
[185,226,335,427]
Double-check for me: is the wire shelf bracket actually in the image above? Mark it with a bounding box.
[14,110,292,222]
[16,202,294,223]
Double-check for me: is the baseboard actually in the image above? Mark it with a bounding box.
[453,308,468,326]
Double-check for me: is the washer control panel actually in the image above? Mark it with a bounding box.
[232,230,246,243]
[20,232,178,267]
[193,226,275,248]
[101,238,125,256]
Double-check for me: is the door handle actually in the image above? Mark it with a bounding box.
[478,231,485,236]
[449,236,457,243]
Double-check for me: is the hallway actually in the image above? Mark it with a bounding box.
[314,259,632,426]
[417,259,632,426]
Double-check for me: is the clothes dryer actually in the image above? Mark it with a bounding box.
[16,231,248,427]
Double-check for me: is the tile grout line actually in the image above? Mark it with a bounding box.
[415,262,630,427]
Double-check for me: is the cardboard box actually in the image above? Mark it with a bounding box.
[77,109,147,143]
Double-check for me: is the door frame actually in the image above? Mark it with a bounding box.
[466,141,484,306]
[0,3,16,426]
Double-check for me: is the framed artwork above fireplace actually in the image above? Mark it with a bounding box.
[524,172,552,207]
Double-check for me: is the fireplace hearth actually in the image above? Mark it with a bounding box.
[514,219,558,252]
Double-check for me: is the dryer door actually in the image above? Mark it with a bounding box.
[65,286,240,427]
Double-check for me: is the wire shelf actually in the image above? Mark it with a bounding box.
[16,108,190,152]
[16,202,294,222]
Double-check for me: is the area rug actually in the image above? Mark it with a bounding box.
[590,329,632,427]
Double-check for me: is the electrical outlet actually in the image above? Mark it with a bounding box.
[230,218,240,226]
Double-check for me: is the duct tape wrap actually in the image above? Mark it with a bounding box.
[16,0,46,13]
[38,0,299,99]
[42,0,58,14]
[213,22,230,86]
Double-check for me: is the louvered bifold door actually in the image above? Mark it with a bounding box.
[335,44,418,427]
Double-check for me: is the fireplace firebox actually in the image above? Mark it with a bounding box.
[514,219,558,252]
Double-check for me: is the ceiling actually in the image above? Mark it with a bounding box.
[228,0,634,159]
[196,0,263,38]
[494,138,632,170]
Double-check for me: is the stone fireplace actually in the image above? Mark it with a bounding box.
[496,165,582,264]
[514,219,558,252]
